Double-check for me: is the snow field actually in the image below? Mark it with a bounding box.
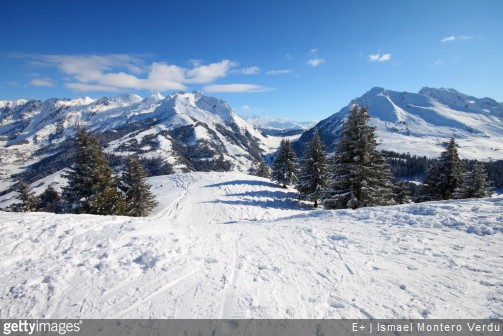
[0,172,501,318]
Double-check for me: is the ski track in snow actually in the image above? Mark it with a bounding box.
[0,172,502,319]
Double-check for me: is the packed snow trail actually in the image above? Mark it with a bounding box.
[0,172,501,318]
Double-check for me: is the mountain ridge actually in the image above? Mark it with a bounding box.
[0,91,272,193]
[294,87,503,160]
[2,87,503,194]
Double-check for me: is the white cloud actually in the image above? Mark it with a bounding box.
[203,84,272,93]
[16,54,252,92]
[231,66,261,75]
[307,58,325,67]
[186,60,238,83]
[30,77,55,87]
[441,35,474,43]
[144,62,187,91]
[369,53,391,62]
[266,69,292,76]
[306,48,325,67]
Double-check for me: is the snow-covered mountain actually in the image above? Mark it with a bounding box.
[0,91,271,192]
[295,87,503,160]
[241,114,317,136]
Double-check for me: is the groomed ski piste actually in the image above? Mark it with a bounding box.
[0,172,501,318]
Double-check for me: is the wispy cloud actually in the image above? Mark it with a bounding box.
[231,66,261,75]
[266,69,292,76]
[307,48,325,67]
[203,84,272,93]
[11,53,265,93]
[432,58,443,67]
[30,77,55,87]
[369,53,391,62]
[441,35,474,43]
[307,58,325,67]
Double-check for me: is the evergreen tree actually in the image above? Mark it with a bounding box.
[38,184,61,213]
[454,161,493,199]
[271,139,299,188]
[119,156,158,217]
[140,157,174,177]
[422,138,464,200]
[324,104,394,209]
[296,129,329,207]
[15,179,38,212]
[393,180,412,204]
[253,157,271,178]
[63,127,125,215]
[62,127,93,213]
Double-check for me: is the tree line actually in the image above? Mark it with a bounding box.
[254,104,494,209]
[10,127,158,216]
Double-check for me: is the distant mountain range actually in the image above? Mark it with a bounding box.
[0,91,273,192]
[240,114,317,136]
[294,87,503,161]
[1,87,502,194]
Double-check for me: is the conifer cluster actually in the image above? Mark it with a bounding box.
[13,127,158,217]
[422,138,493,201]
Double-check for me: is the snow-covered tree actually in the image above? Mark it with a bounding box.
[296,129,329,207]
[454,161,493,199]
[422,137,464,200]
[63,127,125,215]
[252,157,271,178]
[119,156,158,217]
[324,104,394,209]
[271,139,299,188]
[15,179,38,212]
[38,184,61,213]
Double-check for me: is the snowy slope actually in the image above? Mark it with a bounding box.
[295,87,503,160]
[0,92,271,193]
[0,172,501,319]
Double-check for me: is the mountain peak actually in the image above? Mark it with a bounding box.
[149,92,165,101]
[419,87,463,98]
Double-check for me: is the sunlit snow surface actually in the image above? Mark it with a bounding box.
[0,172,501,318]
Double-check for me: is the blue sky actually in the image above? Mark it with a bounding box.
[1,0,502,121]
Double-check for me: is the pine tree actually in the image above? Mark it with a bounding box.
[454,161,493,199]
[422,138,464,200]
[63,127,125,215]
[468,161,493,198]
[38,184,61,213]
[63,127,93,213]
[253,157,271,178]
[119,156,158,217]
[296,129,329,207]
[15,179,38,212]
[393,180,412,204]
[324,104,394,209]
[271,139,299,188]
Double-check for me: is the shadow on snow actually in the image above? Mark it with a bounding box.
[204,179,279,189]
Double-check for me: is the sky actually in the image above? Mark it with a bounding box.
[1,0,502,121]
